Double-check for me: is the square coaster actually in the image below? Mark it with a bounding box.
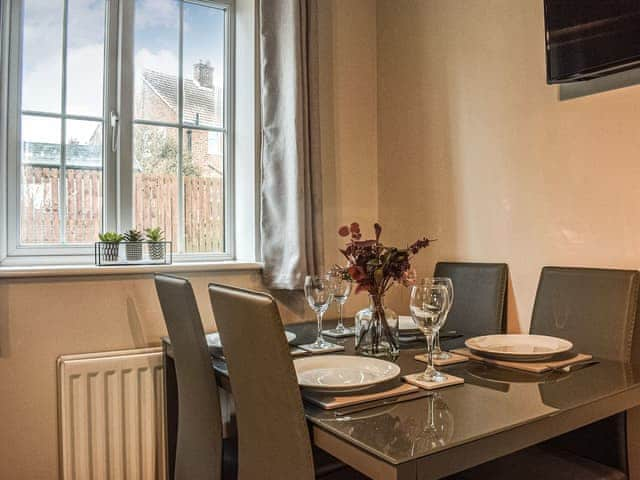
[414,352,469,366]
[297,342,345,354]
[321,328,356,338]
[403,372,464,390]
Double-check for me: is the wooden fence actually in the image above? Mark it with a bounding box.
[21,166,223,252]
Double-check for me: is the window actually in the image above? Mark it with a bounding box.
[3,0,234,263]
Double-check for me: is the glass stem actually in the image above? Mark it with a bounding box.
[316,311,324,343]
[433,330,442,354]
[425,333,435,373]
[337,303,344,331]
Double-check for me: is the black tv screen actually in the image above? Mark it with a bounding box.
[545,0,640,83]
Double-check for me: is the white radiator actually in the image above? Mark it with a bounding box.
[58,348,166,480]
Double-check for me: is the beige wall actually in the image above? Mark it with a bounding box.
[377,0,640,330]
[0,1,379,478]
[320,0,379,314]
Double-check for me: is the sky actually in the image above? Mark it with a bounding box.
[21,0,225,147]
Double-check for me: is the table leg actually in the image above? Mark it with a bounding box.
[163,347,178,480]
[627,406,640,479]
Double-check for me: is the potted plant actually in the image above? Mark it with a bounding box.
[98,232,124,262]
[145,227,166,261]
[123,229,144,261]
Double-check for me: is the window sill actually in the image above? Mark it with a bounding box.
[0,261,264,279]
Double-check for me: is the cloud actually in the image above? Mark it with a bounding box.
[135,0,179,29]
[67,44,105,116]
[135,48,179,76]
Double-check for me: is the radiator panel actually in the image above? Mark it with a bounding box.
[58,348,165,480]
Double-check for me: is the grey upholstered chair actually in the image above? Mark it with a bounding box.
[434,262,508,346]
[208,283,368,480]
[452,266,640,480]
[155,274,237,480]
[530,267,640,363]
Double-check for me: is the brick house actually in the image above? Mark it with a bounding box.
[136,60,224,177]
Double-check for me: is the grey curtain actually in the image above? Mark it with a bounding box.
[259,0,324,289]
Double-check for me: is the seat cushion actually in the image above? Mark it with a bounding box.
[450,445,627,480]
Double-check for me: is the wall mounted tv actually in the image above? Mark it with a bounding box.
[545,0,640,83]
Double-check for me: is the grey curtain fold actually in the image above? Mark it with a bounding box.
[259,0,324,290]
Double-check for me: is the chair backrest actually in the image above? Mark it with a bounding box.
[208,283,315,480]
[154,274,223,480]
[433,262,508,336]
[530,266,640,362]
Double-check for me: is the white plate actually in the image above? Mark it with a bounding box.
[207,330,296,349]
[465,334,573,361]
[294,355,401,392]
[399,315,421,333]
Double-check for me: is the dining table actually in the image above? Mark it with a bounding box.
[161,320,640,480]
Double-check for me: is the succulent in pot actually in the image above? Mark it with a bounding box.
[145,227,166,261]
[98,232,124,262]
[123,229,144,261]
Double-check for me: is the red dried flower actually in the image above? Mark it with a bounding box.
[348,265,367,282]
[338,225,350,237]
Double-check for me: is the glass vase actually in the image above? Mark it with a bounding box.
[355,294,399,357]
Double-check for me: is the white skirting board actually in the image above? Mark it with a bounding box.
[57,348,166,480]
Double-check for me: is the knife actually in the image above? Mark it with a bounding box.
[334,390,433,417]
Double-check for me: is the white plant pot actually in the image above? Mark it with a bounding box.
[126,242,143,261]
[149,242,165,261]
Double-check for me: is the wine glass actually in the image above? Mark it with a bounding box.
[323,272,353,336]
[410,279,450,382]
[432,277,454,360]
[301,274,337,350]
[411,394,455,454]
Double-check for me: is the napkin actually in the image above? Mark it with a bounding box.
[302,382,419,410]
[451,348,593,374]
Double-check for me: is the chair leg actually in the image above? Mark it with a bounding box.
[163,350,179,480]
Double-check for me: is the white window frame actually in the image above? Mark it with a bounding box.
[0,0,241,267]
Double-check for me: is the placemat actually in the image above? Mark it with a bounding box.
[403,372,464,390]
[415,351,469,366]
[451,348,593,373]
[302,382,419,410]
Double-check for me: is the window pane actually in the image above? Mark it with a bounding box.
[66,0,106,116]
[134,124,179,250]
[65,120,103,243]
[22,0,64,113]
[20,115,62,244]
[66,119,102,168]
[22,115,61,166]
[183,129,224,253]
[134,0,180,122]
[183,3,225,128]
[21,166,61,244]
[65,168,102,243]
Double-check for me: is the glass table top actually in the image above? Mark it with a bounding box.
[305,351,640,465]
[164,320,640,466]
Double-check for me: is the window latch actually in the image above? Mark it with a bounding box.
[110,111,119,153]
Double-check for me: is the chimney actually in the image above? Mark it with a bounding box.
[193,60,213,89]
